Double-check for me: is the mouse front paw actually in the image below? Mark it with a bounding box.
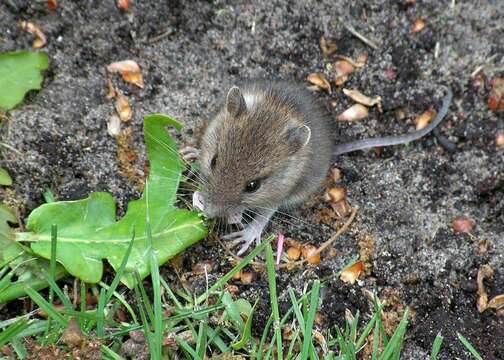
[222,225,262,256]
[179,146,200,162]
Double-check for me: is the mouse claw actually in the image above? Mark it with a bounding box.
[222,226,261,255]
[179,146,200,162]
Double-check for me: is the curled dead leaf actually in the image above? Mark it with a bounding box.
[107,60,144,88]
[307,73,331,93]
[334,60,354,86]
[488,294,504,310]
[477,264,494,313]
[331,199,352,218]
[334,55,365,69]
[301,244,321,265]
[115,93,132,122]
[19,21,47,49]
[343,89,382,112]
[337,104,369,122]
[320,36,337,58]
[411,18,426,33]
[413,108,436,131]
[340,261,364,284]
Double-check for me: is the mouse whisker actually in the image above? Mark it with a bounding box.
[247,207,300,230]
[254,205,317,229]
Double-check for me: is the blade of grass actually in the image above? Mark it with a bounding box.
[355,305,381,351]
[196,234,275,305]
[101,345,126,360]
[96,288,107,338]
[133,279,156,356]
[378,308,409,360]
[265,243,283,360]
[457,333,483,360]
[10,337,27,358]
[134,271,155,325]
[430,332,443,360]
[150,250,163,360]
[0,319,29,348]
[99,282,138,323]
[40,268,72,310]
[372,318,380,360]
[104,231,135,304]
[45,224,57,336]
[232,298,259,350]
[196,321,207,358]
[300,280,321,360]
[175,335,202,360]
[24,286,68,327]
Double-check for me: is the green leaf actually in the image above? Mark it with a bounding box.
[16,115,207,287]
[0,50,49,110]
[0,168,12,186]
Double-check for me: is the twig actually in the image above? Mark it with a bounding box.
[0,142,22,156]
[338,17,379,50]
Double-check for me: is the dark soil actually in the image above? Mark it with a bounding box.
[1,1,503,359]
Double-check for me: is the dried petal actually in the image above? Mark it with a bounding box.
[287,246,301,260]
[411,18,426,33]
[337,104,369,122]
[19,21,47,49]
[335,74,349,86]
[340,261,364,284]
[107,60,144,88]
[115,93,132,122]
[452,216,475,234]
[324,187,346,203]
[117,0,129,11]
[343,88,382,111]
[301,245,321,265]
[307,73,331,93]
[496,132,504,147]
[107,114,121,137]
[413,108,436,130]
[488,294,504,310]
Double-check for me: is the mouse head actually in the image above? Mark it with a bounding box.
[199,85,312,219]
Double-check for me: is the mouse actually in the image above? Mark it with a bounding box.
[180,80,453,255]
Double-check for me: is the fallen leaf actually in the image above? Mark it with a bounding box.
[340,261,364,284]
[19,21,47,49]
[488,294,504,310]
[477,264,494,313]
[324,187,346,203]
[106,79,117,100]
[107,60,144,88]
[287,246,301,260]
[334,60,354,86]
[192,260,214,275]
[115,92,132,122]
[337,104,369,122]
[240,272,254,284]
[343,88,382,112]
[301,245,320,265]
[307,73,331,93]
[411,18,426,33]
[413,108,436,131]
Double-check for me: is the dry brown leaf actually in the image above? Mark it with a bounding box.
[411,18,426,33]
[115,93,132,122]
[334,55,365,69]
[287,246,301,260]
[337,103,369,122]
[477,264,494,313]
[19,21,47,49]
[488,294,504,310]
[413,108,436,130]
[240,272,254,284]
[307,73,331,93]
[343,88,382,112]
[312,330,326,346]
[107,60,144,88]
[331,199,352,218]
[192,260,214,275]
[106,79,117,100]
[340,261,364,284]
[334,60,354,86]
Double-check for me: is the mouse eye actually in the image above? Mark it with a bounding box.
[210,155,217,169]
[244,180,261,193]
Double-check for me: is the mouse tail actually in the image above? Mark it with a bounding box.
[333,86,453,156]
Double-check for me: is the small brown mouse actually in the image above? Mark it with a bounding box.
[181,80,453,254]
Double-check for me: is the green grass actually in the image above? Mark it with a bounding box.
[0,233,486,359]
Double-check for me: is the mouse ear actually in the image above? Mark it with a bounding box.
[226,86,246,117]
[285,124,311,153]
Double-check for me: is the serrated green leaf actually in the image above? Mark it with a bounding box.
[17,114,207,287]
[0,168,12,186]
[0,51,49,110]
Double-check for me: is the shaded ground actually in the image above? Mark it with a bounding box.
[1,0,503,358]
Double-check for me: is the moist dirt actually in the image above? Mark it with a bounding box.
[1,1,503,359]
